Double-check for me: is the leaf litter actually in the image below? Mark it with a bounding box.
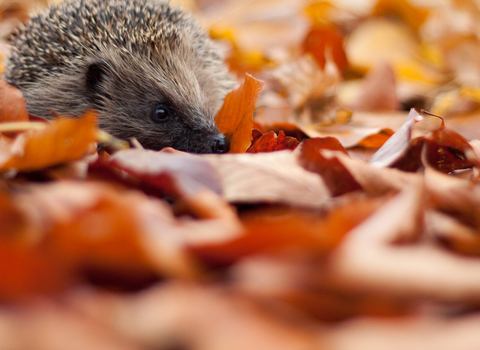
[2,0,480,349]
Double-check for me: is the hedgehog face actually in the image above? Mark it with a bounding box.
[5,0,236,153]
[85,56,230,153]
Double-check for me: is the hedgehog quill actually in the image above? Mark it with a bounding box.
[4,0,235,153]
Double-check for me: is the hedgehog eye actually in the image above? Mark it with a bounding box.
[153,104,170,122]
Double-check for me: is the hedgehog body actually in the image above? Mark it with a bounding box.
[5,0,234,153]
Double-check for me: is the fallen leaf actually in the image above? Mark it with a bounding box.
[203,150,330,208]
[230,254,408,322]
[272,54,340,110]
[0,112,98,172]
[246,130,299,153]
[428,210,480,256]
[298,138,362,196]
[370,109,422,167]
[215,74,265,153]
[355,129,394,148]
[193,196,385,266]
[327,181,480,302]
[304,123,395,149]
[108,149,223,198]
[302,24,348,70]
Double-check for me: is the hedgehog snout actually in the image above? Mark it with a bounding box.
[210,134,230,153]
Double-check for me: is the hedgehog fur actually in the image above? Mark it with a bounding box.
[5,0,235,153]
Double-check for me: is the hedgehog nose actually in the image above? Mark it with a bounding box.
[211,134,230,153]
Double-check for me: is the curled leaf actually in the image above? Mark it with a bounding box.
[215,74,264,153]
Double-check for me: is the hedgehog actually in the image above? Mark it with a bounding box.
[4,0,235,153]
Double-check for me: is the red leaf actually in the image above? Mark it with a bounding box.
[247,130,299,153]
[299,138,362,196]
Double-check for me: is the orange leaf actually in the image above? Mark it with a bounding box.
[0,192,70,300]
[356,129,394,148]
[0,112,98,172]
[303,25,348,71]
[215,74,264,153]
[373,0,429,33]
[192,197,384,265]
[0,78,29,123]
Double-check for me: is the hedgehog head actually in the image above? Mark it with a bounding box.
[5,0,235,153]
[85,46,231,153]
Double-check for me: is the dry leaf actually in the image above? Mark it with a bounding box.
[246,130,299,153]
[370,109,422,167]
[304,123,395,149]
[327,181,480,302]
[302,24,348,70]
[215,74,264,153]
[298,138,362,196]
[109,149,223,197]
[0,112,98,172]
[203,150,330,208]
[193,196,385,266]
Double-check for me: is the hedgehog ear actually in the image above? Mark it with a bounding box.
[85,62,108,96]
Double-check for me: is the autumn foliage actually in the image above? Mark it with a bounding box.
[2,0,480,349]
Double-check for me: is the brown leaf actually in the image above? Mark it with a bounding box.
[0,78,29,123]
[108,149,222,198]
[247,130,299,153]
[192,196,385,266]
[272,54,340,110]
[298,138,362,196]
[0,112,98,172]
[390,114,477,173]
[302,24,348,71]
[336,151,420,195]
[203,150,330,208]
[327,181,480,302]
[304,123,395,149]
[231,254,409,322]
[0,180,222,299]
[424,117,476,172]
[215,74,264,153]
[425,167,480,229]
[428,210,480,256]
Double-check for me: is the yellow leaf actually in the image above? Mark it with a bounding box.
[373,0,430,33]
[215,74,264,153]
[304,1,335,26]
